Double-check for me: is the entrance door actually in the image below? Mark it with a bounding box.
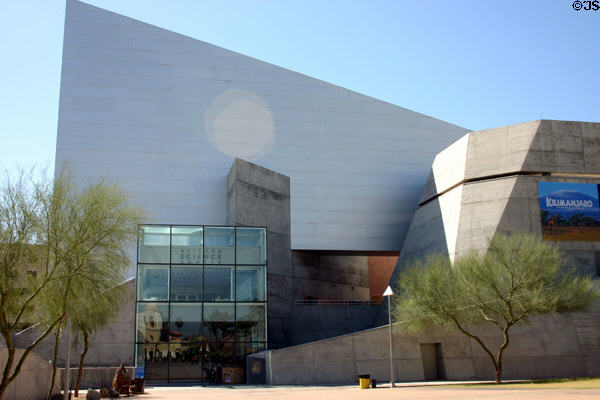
[420,343,445,380]
[167,342,205,382]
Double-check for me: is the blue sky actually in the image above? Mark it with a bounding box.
[1,0,599,176]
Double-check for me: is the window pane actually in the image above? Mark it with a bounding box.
[139,226,170,263]
[170,304,202,342]
[170,266,202,302]
[236,228,266,265]
[143,343,169,381]
[204,227,235,264]
[203,304,235,342]
[168,342,203,382]
[136,303,169,343]
[204,266,234,301]
[204,342,235,381]
[137,265,169,301]
[236,266,266,301]
[236,304,266,342]
[236,342,266,367]
[171,226,203,264]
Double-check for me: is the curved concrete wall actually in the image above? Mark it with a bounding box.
[399,120,600,268]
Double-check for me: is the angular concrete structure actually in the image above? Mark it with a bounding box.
[227,159,388,348]
[254,120,600,384]
[399,120,600,274]
[48,0,600,385]
[227,158,293,348]
[53,0,467,367]
[56,0,467,256]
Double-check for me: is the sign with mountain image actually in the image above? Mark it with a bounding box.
[538,182,600,241]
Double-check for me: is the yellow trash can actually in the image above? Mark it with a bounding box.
[358,374,370,389]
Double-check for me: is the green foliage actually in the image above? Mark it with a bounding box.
[393,254,461,332]
[40,167,144,324]
[0,169,49,328]
[0,167,145,399]
[393,232,599,383]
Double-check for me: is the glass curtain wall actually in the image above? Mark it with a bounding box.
[136,225,267,383]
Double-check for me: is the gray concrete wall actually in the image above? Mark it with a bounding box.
[399,120,600,267]
[291,303,386,345]
[227,160,386,348]
[15,279,136,368]
[289,250,387,345]
[255,295,600,384]
[0,348,61,400]
[227,158,292,349]
[292,251,370,301]
[374,120,600,386]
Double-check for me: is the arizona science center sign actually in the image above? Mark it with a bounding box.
[538,182,600,241]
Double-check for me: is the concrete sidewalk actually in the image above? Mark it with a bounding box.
[79,383,600,400]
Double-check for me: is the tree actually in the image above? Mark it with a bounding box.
[43,170,144,399]
[0,168,144,400]
[71,280,129,397]
[0,169,65,400]
[393,232,599,384]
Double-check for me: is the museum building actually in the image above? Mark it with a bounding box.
[41,0,600,385]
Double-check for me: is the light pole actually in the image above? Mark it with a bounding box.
[64,312,72,400]
[383,286,395,388]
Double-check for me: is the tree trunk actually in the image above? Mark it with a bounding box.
[47,322,63,400]
[0,315,64,400]
[495,349,505,384]
[494,324,511,384]
[74,331,90,397]
[450,317,501,384]
[0,329,16,400]
[495,368,502,384]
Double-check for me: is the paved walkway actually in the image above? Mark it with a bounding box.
[84,383,600,400]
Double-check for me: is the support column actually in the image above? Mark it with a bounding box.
[227,158,293,348]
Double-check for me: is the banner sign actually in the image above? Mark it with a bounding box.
[538,182,600,241]
[135,366,145,379]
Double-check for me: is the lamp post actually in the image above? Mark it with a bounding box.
[383,285,395,388]
[64,313,72,400]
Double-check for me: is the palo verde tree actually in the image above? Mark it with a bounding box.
[43,169,145,399]
[0,169,63,400]
[393,232,599,384]
[71,279,129,397]
[0,168,144,400]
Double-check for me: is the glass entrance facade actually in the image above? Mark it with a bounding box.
[136,225,267,383]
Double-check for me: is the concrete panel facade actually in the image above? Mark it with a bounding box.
[399,120,600,267]
[290,304,386,346]
[291,251,370,301]
[379,120,600,384]
[227,159,388,347]
[254,294,600,384]
[227,158,293,348]
[0,349,61,400]
[56,0,467,266]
